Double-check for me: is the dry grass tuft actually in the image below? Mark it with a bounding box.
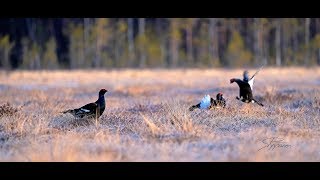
[0,102,19,118]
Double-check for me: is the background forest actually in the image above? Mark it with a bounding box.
[1,18,320,70]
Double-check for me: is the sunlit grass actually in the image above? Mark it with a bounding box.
[0,67,319,161]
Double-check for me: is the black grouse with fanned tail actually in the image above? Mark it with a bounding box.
[189,93,226,111]
[62,89,108,119]
[230,69,264,106]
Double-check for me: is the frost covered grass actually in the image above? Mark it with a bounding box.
[0,67,319,161]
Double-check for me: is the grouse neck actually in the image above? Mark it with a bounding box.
[98,95,105,101]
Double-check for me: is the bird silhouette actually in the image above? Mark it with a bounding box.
[62,89,108,119]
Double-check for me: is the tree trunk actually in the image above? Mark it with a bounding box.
[78,29,85,69]
[263,33,269,66]
[318,48,320,65]
[209,18,219,66]
[0,39,13,70]
[262,19,268,66]
[254,18,262,66]
[95,35,101,68]
[26,18,36,42]
[127,18,134,66]
[170,19,179,67]
[244,19,251,52]
[84,18,93,67]
[4,48,10,70]
[305,18,310,66]
[293,24,299,65]
[317,19,320,65]
[35,53,41,70]
[156,19,166,67]
[282,21,289,66]
[114,29,120,67]
[276,20,281,67]
[186,19,194,63]
[138,18,146,67]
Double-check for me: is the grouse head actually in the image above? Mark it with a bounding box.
[216,92,223,101]
[230,78,236,83]
[99,89,108,96]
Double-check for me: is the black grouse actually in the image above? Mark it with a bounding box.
[189,92,226,111]
[230,68,264,106]
[62,89,108,119]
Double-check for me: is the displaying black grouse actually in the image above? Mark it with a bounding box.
[189,92,226,111]
[62,89,108,119]
[230,68,264,106]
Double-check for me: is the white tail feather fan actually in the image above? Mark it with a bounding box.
[199,95,211,109]
[248,77,254,90]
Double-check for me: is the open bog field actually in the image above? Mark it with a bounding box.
[0,67,319,161]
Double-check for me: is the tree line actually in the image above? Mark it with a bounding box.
[0,18,320,70]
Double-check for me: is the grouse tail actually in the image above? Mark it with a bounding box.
[189,105,197,111]
[61,109,73,114]
[251,65,264,80]
[252,99,264,107]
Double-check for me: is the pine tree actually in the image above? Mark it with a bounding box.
[0,35,14,70]
[43,37,59,69]
[225,30,252,67]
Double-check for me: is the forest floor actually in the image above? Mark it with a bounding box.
[0,67,319,161]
